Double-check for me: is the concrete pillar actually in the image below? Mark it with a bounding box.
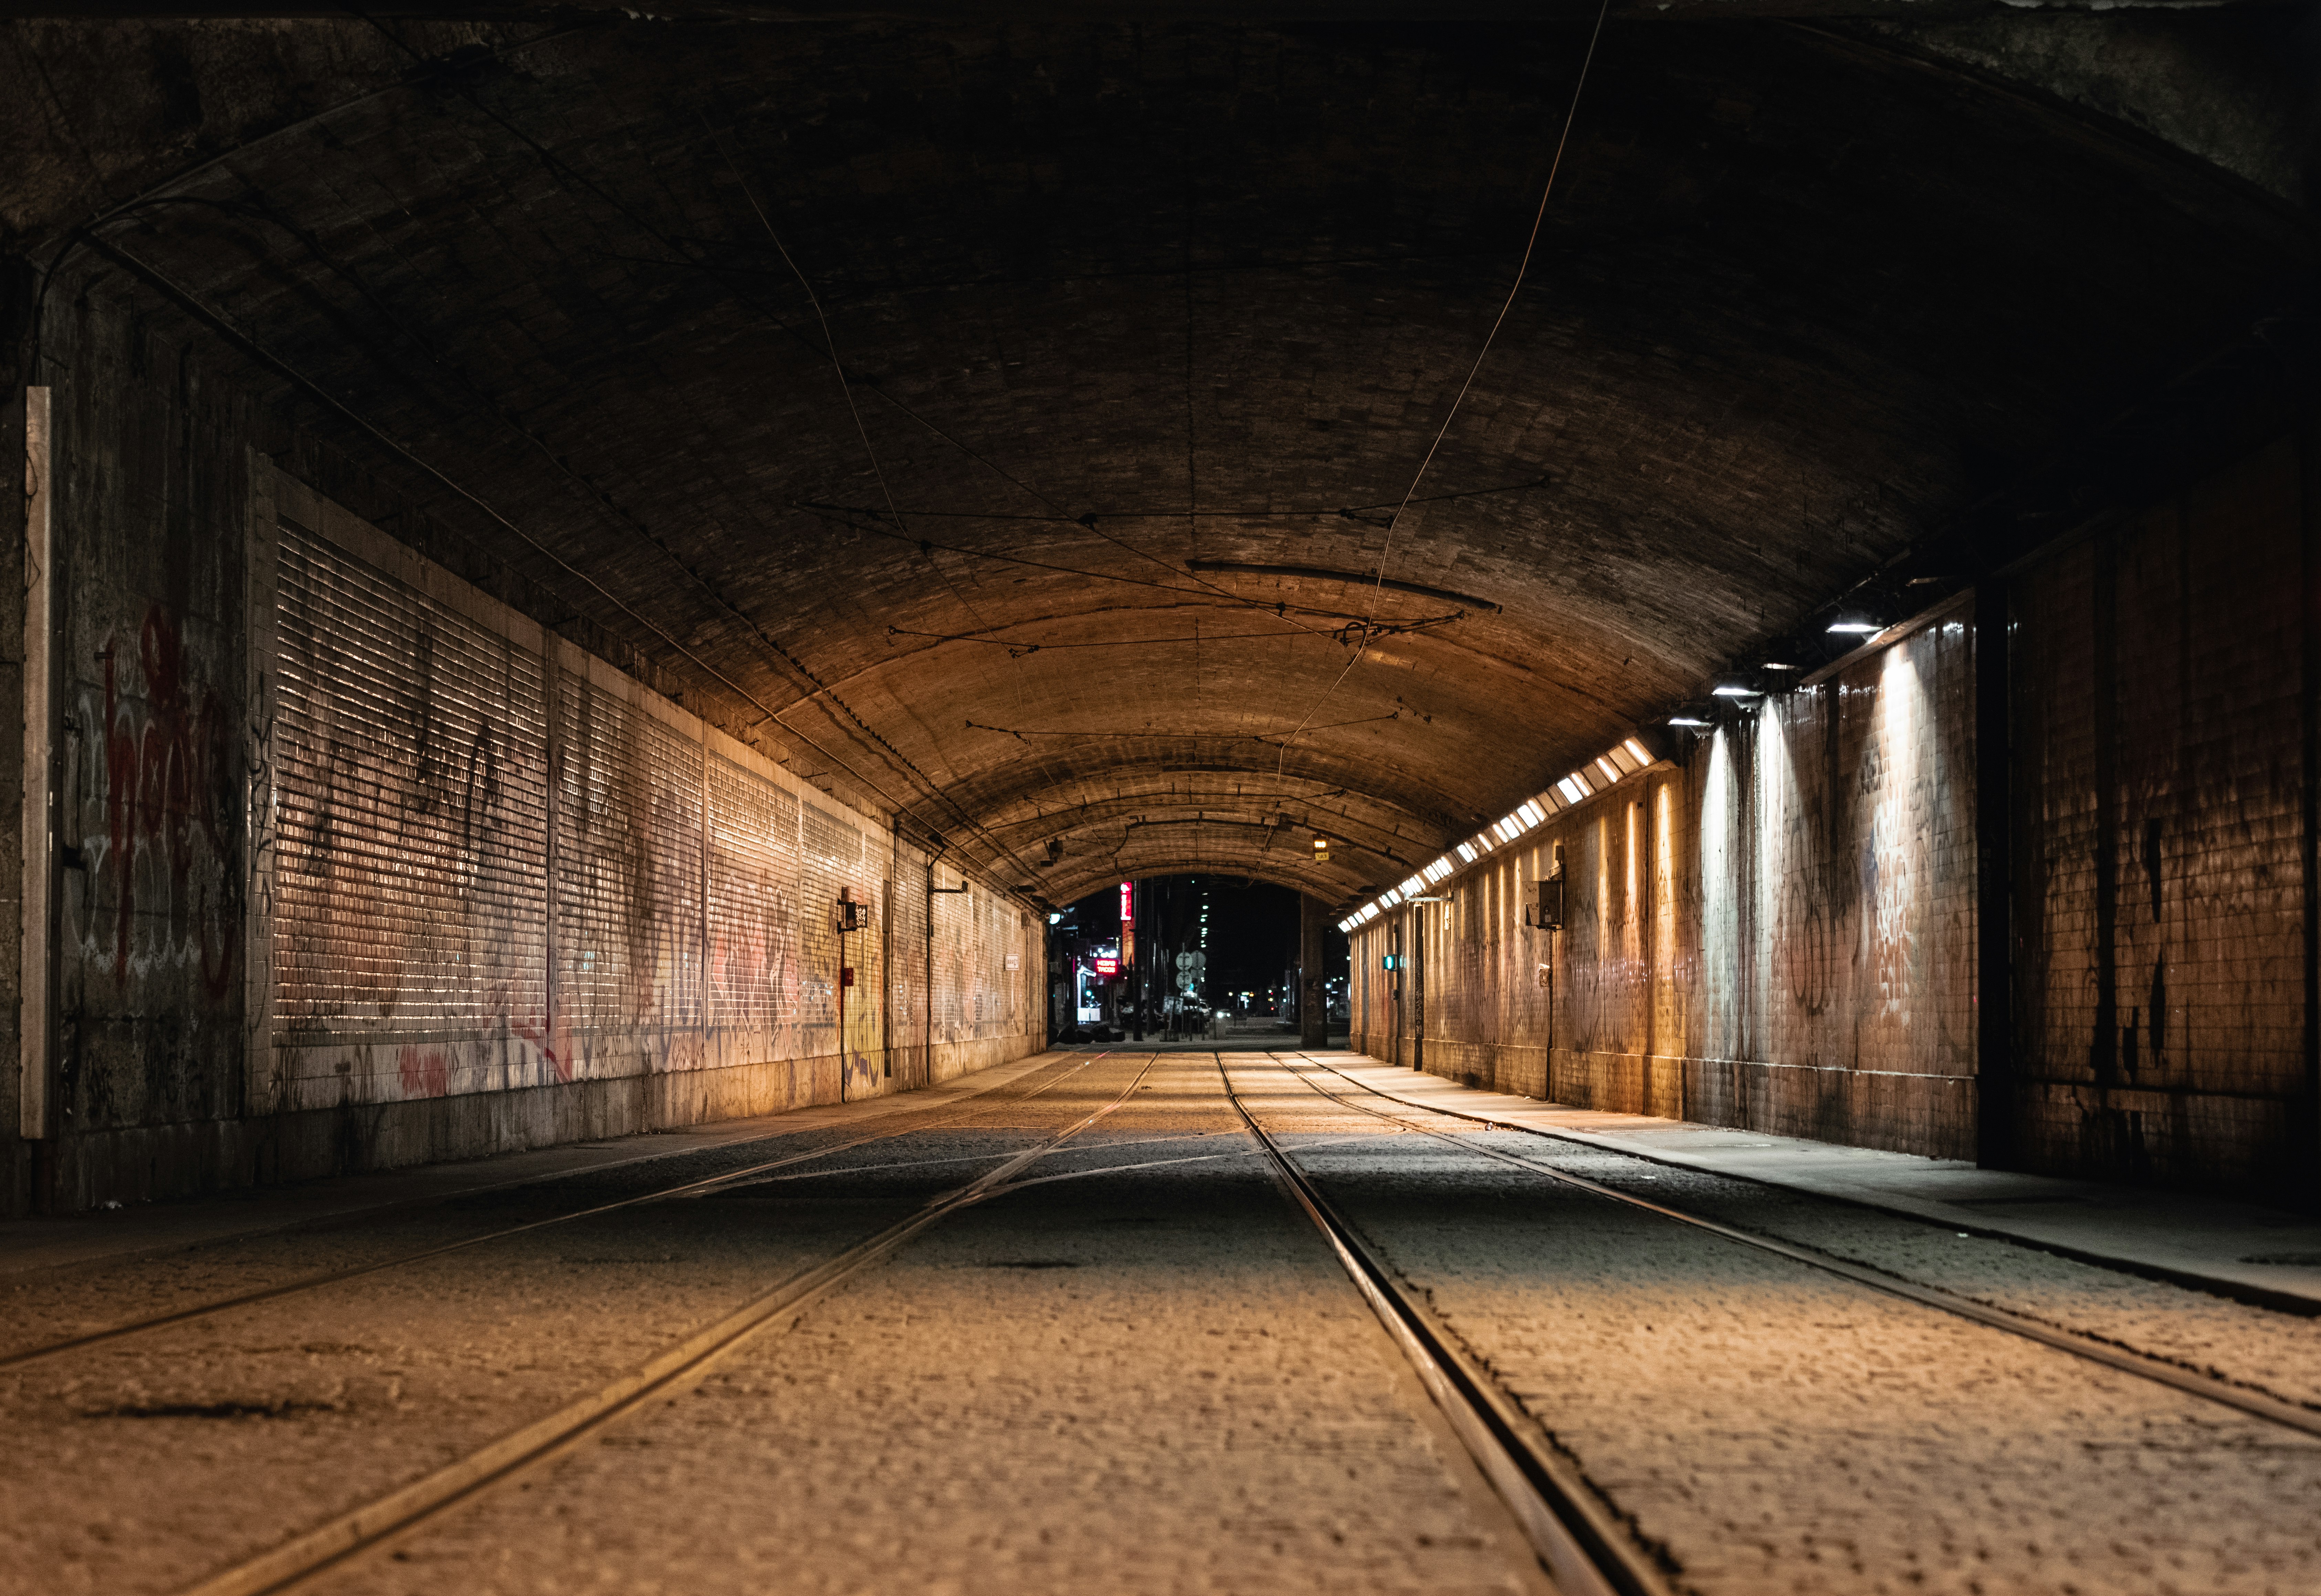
[1299,892,1326,1048]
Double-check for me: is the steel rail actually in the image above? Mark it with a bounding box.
[1296,1055,2321,1320]
[175,1054,1164,1596]
[1279,1054,2321,1440]
[1213,1055,1675,1596]
[1,1053,1104,1372]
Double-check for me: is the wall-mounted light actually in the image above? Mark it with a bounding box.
[1668,715,1709,727]
[1710,683,1760,698]
[1826,614,1882,635]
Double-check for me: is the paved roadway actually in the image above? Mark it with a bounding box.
[4,1051,2318,1595]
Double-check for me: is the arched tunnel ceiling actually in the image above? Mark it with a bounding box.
[6,10,2314,909]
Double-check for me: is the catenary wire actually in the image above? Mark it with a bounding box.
[1268,0,1614,799]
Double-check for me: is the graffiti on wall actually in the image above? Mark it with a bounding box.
[264,490,1038,1114]
[76,604,238,1000]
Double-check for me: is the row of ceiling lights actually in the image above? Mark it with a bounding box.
[1664,605,1895,727]
[1327,594,1930,926]
[1336,734,1660,933]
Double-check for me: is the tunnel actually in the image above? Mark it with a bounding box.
[4,5,2321,1593]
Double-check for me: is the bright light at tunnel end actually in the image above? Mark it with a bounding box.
[1336,736,1661,933]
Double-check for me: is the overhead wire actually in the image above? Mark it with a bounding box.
[884,613,1463,655]
[327,10,1066,880]
[1265,0,1615,805]
[73,233,931,842]
[22,14,607,381]
[344,12,1351,868]
[788,473,1555,526]
[361,10,1331,643]
[808,506,1470,628]
[70,197,940,806]
[105,198,1019,875]
[704,124,1103,840]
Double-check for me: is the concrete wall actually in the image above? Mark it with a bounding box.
[5,304,1044,1216]
[1355,427,2321,1206]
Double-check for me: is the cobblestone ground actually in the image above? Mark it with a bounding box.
[1242,1057,2321,1596]
[5,1052,2315,1595]
[0,1056,1540,1596]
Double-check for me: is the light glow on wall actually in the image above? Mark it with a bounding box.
[1336,734,1669,935]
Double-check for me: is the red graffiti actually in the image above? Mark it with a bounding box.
[103,606,235,995]
[509,1016,573,1085]
[397,1045,450,1098]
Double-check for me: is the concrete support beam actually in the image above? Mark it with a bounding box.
[17,386,50,1150]
[1299,892,1326,1048]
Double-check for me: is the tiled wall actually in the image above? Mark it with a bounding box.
[1354,601,1980,1160]
[250,470,1041,1133]
[2008,441,2312,1195]
[5,306,1044,1214]
[1352,428,2321,1198]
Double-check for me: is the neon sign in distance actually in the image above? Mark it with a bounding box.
[1119,880,1134,923]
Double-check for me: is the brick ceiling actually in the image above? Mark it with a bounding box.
[14,14,2311,906]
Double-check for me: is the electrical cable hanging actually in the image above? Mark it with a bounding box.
[1268,0,1615,800]
[73,237,899,804]
[71,22,1053,881]
[351,10,1328,646]
[703,125,1104,838]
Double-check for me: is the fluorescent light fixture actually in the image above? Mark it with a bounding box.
[1711,684,1759,697]
[1333,731,1670,935]
[1826,616,1881,635]
[1668,716,1709,727]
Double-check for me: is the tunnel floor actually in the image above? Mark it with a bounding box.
[4,1053,2319,1595]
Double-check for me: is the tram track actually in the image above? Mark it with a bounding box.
[1270,1051,2321,1440]
[1212,1053,1676,1596]
[31,1048,2314,1596]
[1,1051,1108,1373]
[168,1053,1165,1596]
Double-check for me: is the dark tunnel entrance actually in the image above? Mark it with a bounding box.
[1047,877,1351,1045]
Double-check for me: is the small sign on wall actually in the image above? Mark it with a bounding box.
[1005,954,1020,971]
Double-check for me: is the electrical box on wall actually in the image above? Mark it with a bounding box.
[1524,874,1565,932]
[836,888,869,932]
